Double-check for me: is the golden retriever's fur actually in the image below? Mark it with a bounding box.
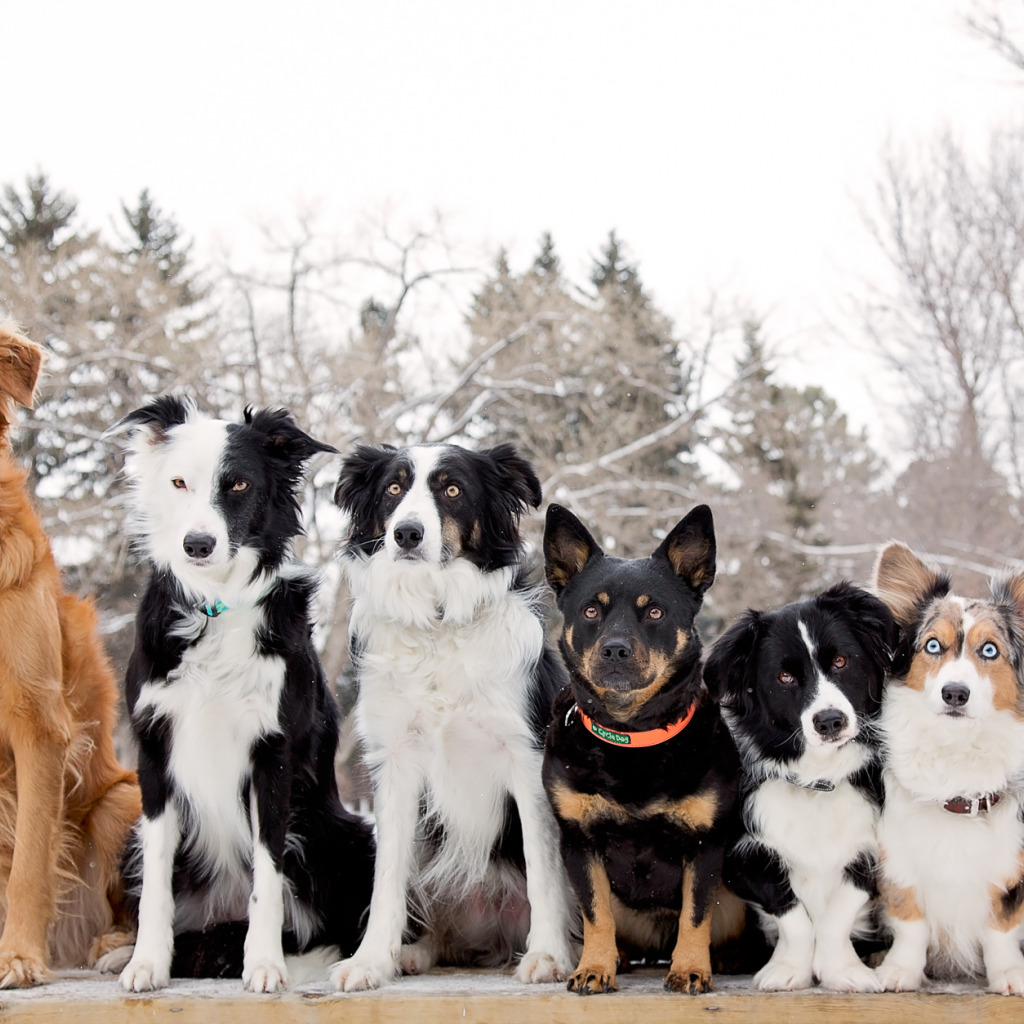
[0,322,140,987]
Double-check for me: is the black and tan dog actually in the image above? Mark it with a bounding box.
[541,503,743,995]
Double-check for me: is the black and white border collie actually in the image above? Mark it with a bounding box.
[872,542,1024,994]
[704,583,897,992]
[330,442,574,991]
[107,397,374,992]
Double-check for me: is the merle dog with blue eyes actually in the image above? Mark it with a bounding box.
[703,583,897,992]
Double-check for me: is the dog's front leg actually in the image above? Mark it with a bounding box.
[563,846,618,995]
[0,723,68,987]
[510,753,573,982]
[330,754,420,992]
[811,877,881,992]
[665,860,714,994]
[243,737,291,993]
[120,805,180,992]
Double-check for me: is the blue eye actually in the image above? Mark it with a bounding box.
[980,642,999,660]
[924,638,942,655]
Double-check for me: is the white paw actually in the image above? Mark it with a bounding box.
[988,966,1024,995]
[754,958,813,991]
[330,956,396,992]
[120,956,170,992]
[95,944,135,975]
[515,950,569,984]
[399,939,437,976]
[817,959,883,993]
[243,960,288,993]
[874,959,924,992]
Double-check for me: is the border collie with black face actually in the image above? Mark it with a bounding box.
[872,542,1024,995]
[107,397,374,993]
[330,442,573,992]
[704,583,897,992]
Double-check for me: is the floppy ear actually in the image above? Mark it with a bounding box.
[543,503,603,597]
[0,322,44,447]
[246,407,338,467]
[817,580,898,686]
[873,541,950,629]
[481,442,543,511]
[703,609,762,714]
[654,504,716,596]
[333,444,399,512]
[105,394,196,446]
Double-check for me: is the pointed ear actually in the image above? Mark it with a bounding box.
[543,504,602,596]
[482,442,543,510]
[992,571,1024,636]
[704,609,762,713]
[104,395,196,446]
[873,541,950,629]
[246,407,338,466]
[655,504,716,595]
[0,322,43,410]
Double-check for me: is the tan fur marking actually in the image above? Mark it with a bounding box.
[903,605,961,694]
[879,872,924,922]
[597,592,610,606]
[666,861,713,993]
[551,783,631,829]
[648,792,718,832]
[636,594,650,608]
[991,850,1024,933]
[552,782,715,833]
[547,536,591,591]
[966,614,1021,715]
[568,860,619,994]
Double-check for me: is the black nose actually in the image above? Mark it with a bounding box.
[600,638,632,662]
[393,519,424,551]
[812,708,848,740]
[183,532,216,560]
[941,683,970,708]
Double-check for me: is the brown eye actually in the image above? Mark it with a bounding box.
[445,484,460,498]
[832,655,847,670]
[232,480,249,492]
[583,606,599,620]
[647,607,664,620]
[778,671,796,686]
[172,478,186,490]
[387,482,402,496]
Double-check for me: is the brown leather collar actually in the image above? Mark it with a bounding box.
[943,794,1001,816]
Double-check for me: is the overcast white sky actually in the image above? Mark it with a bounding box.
[2,0,1021,437]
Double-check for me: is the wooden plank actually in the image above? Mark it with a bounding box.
[0,970,1020,1024]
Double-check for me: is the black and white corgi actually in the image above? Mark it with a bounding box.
[704,583,897,991]
[108,397,374,992]
[872,541,1024,994]
[330,442,574,991]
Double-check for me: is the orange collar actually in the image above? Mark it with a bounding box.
[573,702,697,748]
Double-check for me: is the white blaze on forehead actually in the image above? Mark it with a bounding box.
[384,445,445,563]
[798,619,817,661]
[797,617,859,747]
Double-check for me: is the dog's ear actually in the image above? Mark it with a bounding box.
[872,541,950,629]
[333,444,399,512]
[0,322,43,447]
[703,609,762,714]
[817,581,899,691]
[991,572,1024,661]
[544,503,602,596]
[245,407,338,467]
[105,395,196,446]
[481,442,543,511]
[654,504,716,596]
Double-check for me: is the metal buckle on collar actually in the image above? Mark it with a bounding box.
[943,793,1000,816]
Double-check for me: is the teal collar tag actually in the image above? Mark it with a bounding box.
[202,600,228,618]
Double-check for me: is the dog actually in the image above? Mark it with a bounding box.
[872,541,1024,994]
[541,502,745,995]
[106,396,374,993]
[703,582,898,992]
[0,322,140,987]
[329,441,574,991]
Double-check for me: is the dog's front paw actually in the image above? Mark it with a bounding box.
[874,958,923,992]
[816,959,883,993]
[330,956,396,992]
[566,962,617,995]
[244,960,288,993]
[0,951,48,988]
[988,966,1024,996]
[399,938,437,976]
[664,967,712,994]
[120,956,170,992]
[516,950,570,984]
[89,930,136,972]
[754,957,813,991]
